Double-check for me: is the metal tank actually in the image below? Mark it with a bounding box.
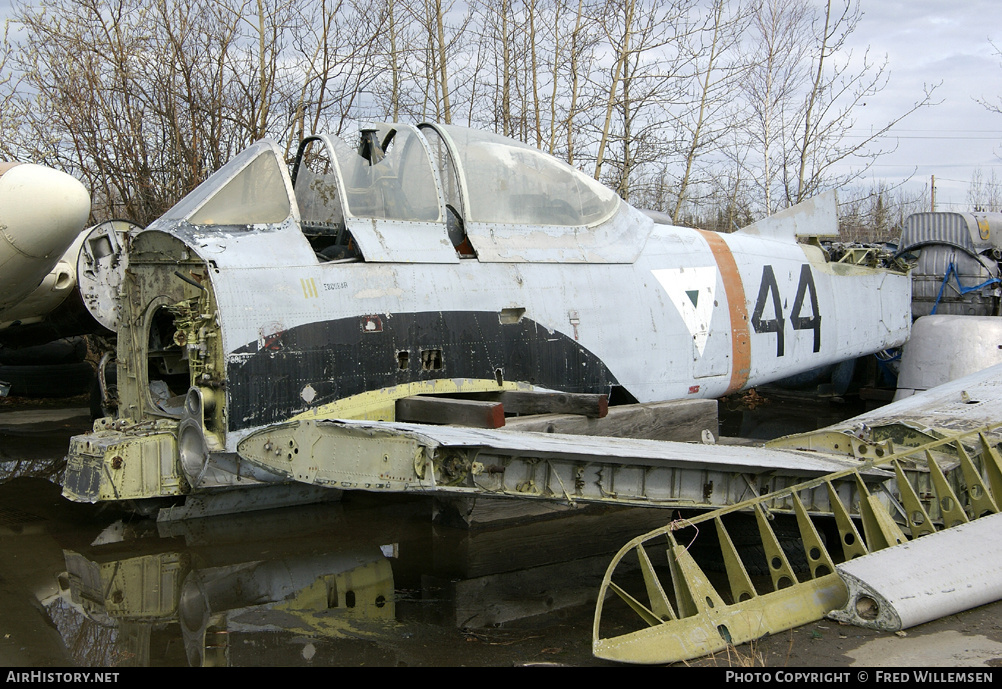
[897,211,1002,318]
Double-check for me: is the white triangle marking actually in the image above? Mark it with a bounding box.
[652,266,718,356]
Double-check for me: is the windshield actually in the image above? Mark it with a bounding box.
[161,142,293,226]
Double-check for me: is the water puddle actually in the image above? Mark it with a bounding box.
[0,406,670,667]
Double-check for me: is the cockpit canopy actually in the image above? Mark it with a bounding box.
[151,122,650,265]
[296,124,620,228]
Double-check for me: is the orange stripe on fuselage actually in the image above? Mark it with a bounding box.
[697,230,750,395]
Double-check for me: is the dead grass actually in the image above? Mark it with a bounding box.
[683,630,796,667]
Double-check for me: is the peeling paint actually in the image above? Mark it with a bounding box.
[301,384,317,404]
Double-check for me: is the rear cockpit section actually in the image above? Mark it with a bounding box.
[430,124,620,228]
[292,123,461,263]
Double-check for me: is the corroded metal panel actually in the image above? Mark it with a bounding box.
[898,211,1002,256]
[234,418,887,513]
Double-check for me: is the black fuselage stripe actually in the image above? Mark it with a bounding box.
[226,311,617,430]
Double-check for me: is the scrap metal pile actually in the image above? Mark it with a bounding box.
[592,364,1002,664]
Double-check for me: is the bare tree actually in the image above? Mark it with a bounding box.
[3,0,313,224]
[398,0,470,124]
[7,0,182,221]
[591,0,692,201]
[591,0,634,185]
[472,0,520,136]
[432,0,453,122]
[0,23,19,156]
[976,39,1002,116]
[386,0,403,120]
[740,0,938,216]
[968,167,1002,212]
[784,0,938,206]
[289,0,388,144]
[368,0,435,123]
[0,0,938,234]
[838,180,928,242]
[740,0,810,214]
[669,0,752,222]
[563,0,595,164]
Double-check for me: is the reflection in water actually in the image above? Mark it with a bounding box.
[26,496,669,666]
[1,397,862,666]
[57,506,399,667]
[0,406,82,483]
[0,412,668,667]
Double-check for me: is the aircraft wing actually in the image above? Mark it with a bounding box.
[594,362,1002,664]
[228,416,891,512]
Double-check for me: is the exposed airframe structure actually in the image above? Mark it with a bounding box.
[592,363,1002,664]
[63,122,910,514]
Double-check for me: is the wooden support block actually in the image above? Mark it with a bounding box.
[502,399,718,443]
[395,396,506,428]
[498,390,608,418]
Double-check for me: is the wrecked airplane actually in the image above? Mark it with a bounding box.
[0,161,135,397]
[0,162,92,397]
[0,162,91,324]
[0,162,92,344]
[63,122,911,512]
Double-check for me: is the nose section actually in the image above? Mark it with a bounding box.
[0,163,91,259]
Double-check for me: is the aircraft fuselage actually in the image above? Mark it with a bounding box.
[65,123,910,504]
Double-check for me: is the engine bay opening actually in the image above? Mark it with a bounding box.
[147,305,190,416]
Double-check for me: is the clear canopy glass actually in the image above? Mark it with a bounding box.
[436,125,620,227]
[162,142,292,227]
[329,125,441,223]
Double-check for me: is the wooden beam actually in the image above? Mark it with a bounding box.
[502,399,718,442]
[395,396,505,428]
[498,391,608,418]
[459,390,609,418]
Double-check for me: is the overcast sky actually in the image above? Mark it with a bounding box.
[836,0,1002,209]
[1,0,1000,210]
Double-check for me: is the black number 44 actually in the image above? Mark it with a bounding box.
[751,264,821,357]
